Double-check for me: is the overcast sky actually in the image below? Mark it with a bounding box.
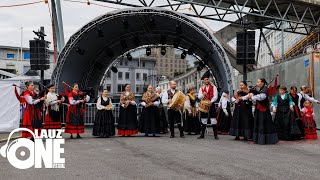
[0,0,232,49]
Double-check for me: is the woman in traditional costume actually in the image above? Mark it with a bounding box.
[118,84,138,136]
[22,81,46,140]
[289,86,304,139]
[92,89,115,138]
[301,100,318,139]
[183,86,200,135]
[229,81,254,141]
[65,83,90,139]
[250,78,279,145]
[272,86,295,140]
[217,91,232,134]
[44,84,64,130]
[140,85,161,136]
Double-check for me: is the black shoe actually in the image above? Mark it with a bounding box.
[235,136,240,140]
[197,135,204,139]
[243,137,249,141]
[170,135,175,138]
[145,134,149,137]
[187,132,192,135]
[70,135,74,139]
[214,135,219,140]
[153,134,156,137]
[180,133,185,138]
[76,134,81,138]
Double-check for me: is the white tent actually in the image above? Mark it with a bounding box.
[0,81,20,132]
[2,70,51,81]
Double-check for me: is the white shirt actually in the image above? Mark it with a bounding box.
[161,89,180,107]
[297,92,319,110]
[197,84,218,103]
[96,96,113,110]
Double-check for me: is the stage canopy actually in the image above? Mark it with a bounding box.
[51,7,234,93]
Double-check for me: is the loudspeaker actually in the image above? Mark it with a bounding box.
[29,39,50,70]
[236,31,255,65]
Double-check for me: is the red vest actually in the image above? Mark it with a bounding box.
[202,84,214,100]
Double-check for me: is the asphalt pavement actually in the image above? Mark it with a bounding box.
[0,129,320,180]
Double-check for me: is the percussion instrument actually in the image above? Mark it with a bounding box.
[168,91,185,111]
[199,100,211,113]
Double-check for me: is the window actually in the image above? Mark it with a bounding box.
[7,54,14,59]
[137,61,140,67]
[125,72,130,79]
[124,61,128,66]
[120,61,123,66]
[136,86,140,93]
[24,52,30,60]
[118,72,123,79]
[106,84,111,92]
[143,73,147,80]
[6,64,15,69]
[106,71,111,78]
[142,62,146,67]
[117,84,126,93]
[136,73,140,80]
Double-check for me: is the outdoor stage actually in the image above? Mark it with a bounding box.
[1,129,319,180]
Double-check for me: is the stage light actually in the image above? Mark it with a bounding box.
[105,48,114,57]
[188,46,195,55]
[120,40,127,50]
[160,47,166,55]
[173,39,180,48]
[75,47,85,55]
[146,47,151,56]
[111,66,118,73]
[160,35,166,45]
[122,19,129,29]
[176,24,182,34]
[96,27,104,38]
[199,61,205,68]
[126,53,132,61]
[181,50,187,59]
[197,66,203,71]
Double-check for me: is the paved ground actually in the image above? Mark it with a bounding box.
[0,129,320,180]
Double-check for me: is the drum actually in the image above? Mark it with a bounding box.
[168,91,185,111]
[199,100,211,113]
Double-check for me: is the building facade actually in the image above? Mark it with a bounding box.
[257,23,305,68]
[158,68,208,94]
[102,57,157,101]
[0,45,55,76]
[148,47,189,78]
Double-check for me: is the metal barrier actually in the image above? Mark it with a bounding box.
[20,103,219,126]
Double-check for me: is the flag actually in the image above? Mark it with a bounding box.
[63,83,70,96]
[267,75,278,97]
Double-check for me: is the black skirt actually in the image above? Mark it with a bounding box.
[139,106,160,134]
[217,108,231,134]
[253,109,279,145]
[183,110,200,134]
[118,104,138,130]
[92,110,115,137]
[274,107,295,140]
[229,102,254,139]
[158,106,169,133]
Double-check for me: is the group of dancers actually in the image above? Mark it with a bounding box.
[15,74,319,145]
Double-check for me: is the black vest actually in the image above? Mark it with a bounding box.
[299,93,306,109]
[167,89,177,100]
[188,95,196,108]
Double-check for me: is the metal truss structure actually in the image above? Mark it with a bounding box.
[95,0,320,35]
[51,7,234,94]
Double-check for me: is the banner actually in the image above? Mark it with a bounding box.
[0,81,20,132]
